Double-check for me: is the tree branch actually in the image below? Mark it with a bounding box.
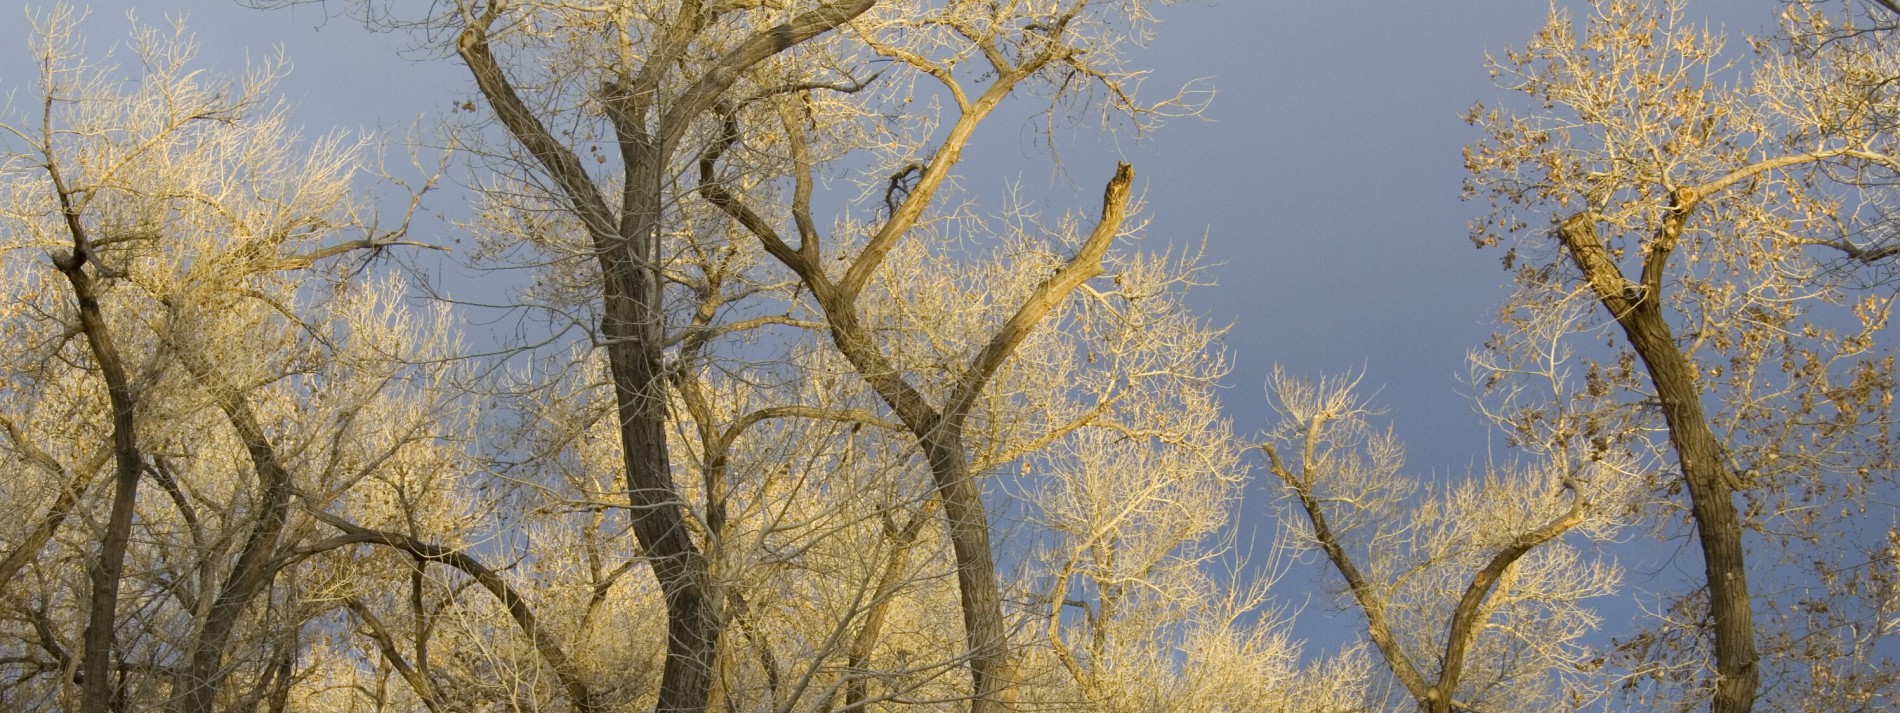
[170,338,298,713]
[0,418,101,592]
[1434,474,1586,710]
[455,9,618,239]
[1262,443,1433,703]
[344,597,445,713]
[657,0,880,156]
[697,105,817,281]
[942,163,1133,424]
[295,509,602,713]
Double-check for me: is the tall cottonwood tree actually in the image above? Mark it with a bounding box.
[0,9,464,712]
[455,141,1286,711]
[684,2,1209,708]
[274,0,1224,710]
[1467,1,1900,709]
[330,3,883,709]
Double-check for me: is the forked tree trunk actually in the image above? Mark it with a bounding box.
[718,164,1135,713]
[1559,214,1758,713]
[452,4,878,710]
[48,168,145,713]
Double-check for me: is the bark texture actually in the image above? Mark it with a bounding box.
[1558,212,1758,713]
[453,4,876,709]
[48,162,144,713]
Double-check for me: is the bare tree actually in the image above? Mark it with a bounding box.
[316,3,885,709]
[687,2,1207,707]
[1021,298,1368,713]
[0,9,450,711]
[1263,336,1641,713]
[1467,1,1900,709]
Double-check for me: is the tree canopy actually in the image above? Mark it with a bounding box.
[0,1,1897,712]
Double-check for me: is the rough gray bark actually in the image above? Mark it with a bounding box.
[451,3,876,710]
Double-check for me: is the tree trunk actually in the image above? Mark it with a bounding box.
[50,178,144,713]
[798,294,1019,713]
[1559,214,1758,713]
[920,436,1016,713]
[454,4,884,702]
[171,348,295,713]
[455,19,720,710]
[601,172,720,713]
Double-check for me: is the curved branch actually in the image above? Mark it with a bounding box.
[455,10,617,239]
[942,163,1133,426]
[1640,147,1900,289]
[1686,147,1872,203]
[1433,475,1587,711]
[844,502,937,710]
[718,406,904,453]
[1262,443,1433,703]
[657,0,880,156]
[295,510,602,713]
[0,419,102,591]
[171,342,297,713]
[698,105,818,282]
